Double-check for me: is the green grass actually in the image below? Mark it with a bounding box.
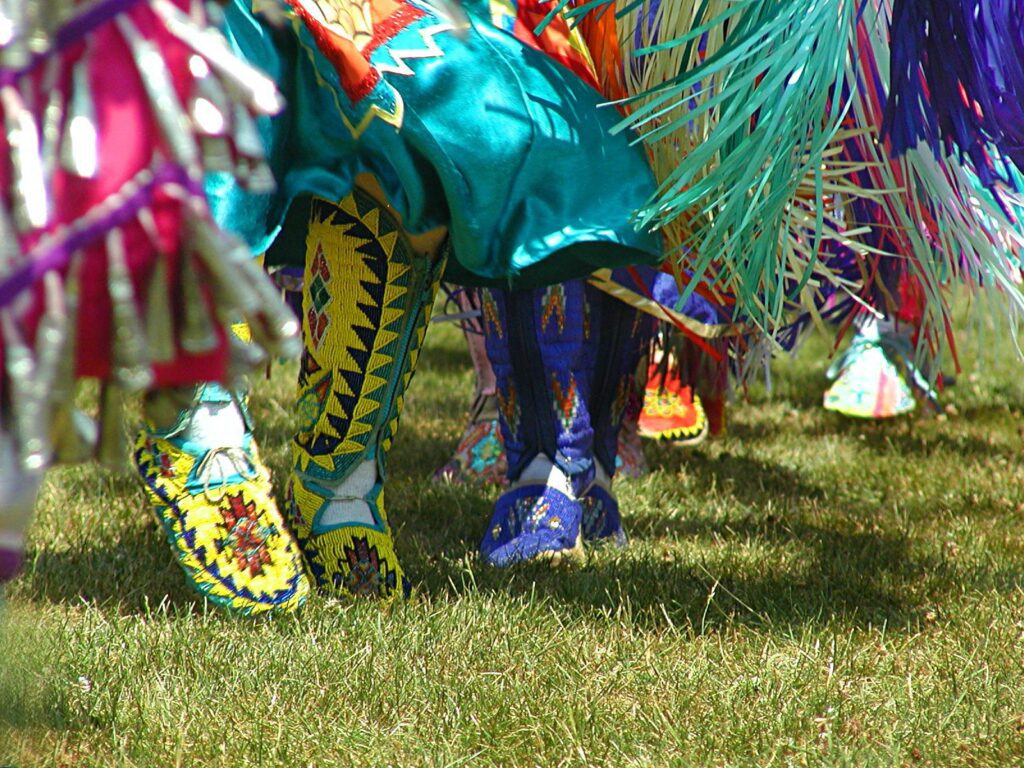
[3,320,1024,766]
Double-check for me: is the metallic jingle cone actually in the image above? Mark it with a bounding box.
[177,250,219,355]
[2,84,49,231]
[60,52,100,179]
[115,14,199,169]
[106,228,154,392]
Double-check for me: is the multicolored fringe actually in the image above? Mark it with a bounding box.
[611,0,861,334]
[884,0,1024,192]
[525,1,1024,380]
[0,0,299,473]
[839,4,1024,371]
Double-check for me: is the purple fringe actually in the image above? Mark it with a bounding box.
[884,0,1024,189]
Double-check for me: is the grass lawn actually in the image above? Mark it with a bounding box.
[3,318,1024,767]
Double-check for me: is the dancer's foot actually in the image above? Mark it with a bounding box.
[287,458,409,600]
[638,363,709,445]
[133,384,310,615]
[480,456,584,567]
[433,393,507,485]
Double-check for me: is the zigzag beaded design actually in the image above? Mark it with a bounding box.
[289,189,445,599]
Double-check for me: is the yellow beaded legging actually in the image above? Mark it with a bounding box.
[285,189,445,599]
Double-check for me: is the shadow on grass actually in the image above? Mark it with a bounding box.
[19,520,205,616]
[21,462,1021,633]
[0,688,67,737]
[18,382,1022,633]
[814,410,1023,461]
[402,507,930,634]
[391,447,917,632]
[642,448,829,509]
[408,510,1024,636]
[395,437,1021,634]
[724,392,1024,462]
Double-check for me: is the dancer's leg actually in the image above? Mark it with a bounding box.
[479,280,596,566]
[287,189,445,598]
[582,283,655,544]
[434,288,507,485]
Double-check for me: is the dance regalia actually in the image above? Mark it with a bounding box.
[0,0,303,586]
[127,0,667,602]
[0,0,299,469]
[209,0,661,287]
[236,0,1024,587]
[568,0,1024,426]
[884,0,1024,195]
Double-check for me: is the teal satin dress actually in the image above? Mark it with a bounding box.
[208,0,661,287]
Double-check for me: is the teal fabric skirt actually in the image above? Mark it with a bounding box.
[208,0,661,288]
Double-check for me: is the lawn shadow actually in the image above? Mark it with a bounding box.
[0,686,68,737]
[413,509,1005,635]
[394,447,924,633]
[637,448,829,513]
[813,409,1023,461]
[398,437,1021,634]
[407,510,930,634]
[19,519,206,616]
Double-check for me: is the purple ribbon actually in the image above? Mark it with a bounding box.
[0,162,204,310]
[0,0,144,86]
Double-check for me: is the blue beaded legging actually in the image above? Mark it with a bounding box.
[481,272,654,493]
